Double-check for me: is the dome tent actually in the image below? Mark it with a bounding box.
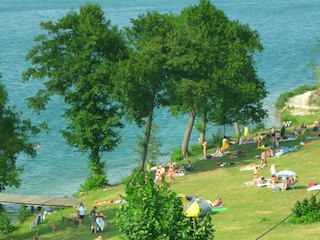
[185,197,212,217]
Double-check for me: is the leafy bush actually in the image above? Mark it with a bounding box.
[188,144,202,156]
[116,168,215,239]
[18,204,32,224]
[0,213,14,234]
[289,195,320,223]
[210,131,224,147]
[281,109,298,125]
[80,174,108,191]
[171,148,184,162]
[252,123,265,132]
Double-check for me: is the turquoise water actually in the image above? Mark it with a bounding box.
[1,0,320,198]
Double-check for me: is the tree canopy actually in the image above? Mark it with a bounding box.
[113,11,176,170]
[0,71,39,192]
[22,3,127,190]
[22,0,268,188]
[163,0,268,156]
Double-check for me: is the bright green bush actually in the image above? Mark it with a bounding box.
[0,213,14,234]
[281,109,298,125]
[116,168,215,239]
[80,174,108,191]
[17,204,32,224]
[171,148,184,162]
[188,144,202,156]
[290,195,320,223]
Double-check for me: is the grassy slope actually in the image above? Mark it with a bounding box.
[3,132,320,240]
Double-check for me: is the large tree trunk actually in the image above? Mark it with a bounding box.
[181,109,196,158]
[198,112,207,144]
[140,110,153,171]
[234,121,240,137]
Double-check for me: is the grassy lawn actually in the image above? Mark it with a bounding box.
[2,130,320,240]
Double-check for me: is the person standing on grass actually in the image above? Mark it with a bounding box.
[167,162,176,182]
[202,139,208,158]
[312,121,319,138]
[90,206,98,233]
[78,202,86,227]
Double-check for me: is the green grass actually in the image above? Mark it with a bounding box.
[2,130,320,240]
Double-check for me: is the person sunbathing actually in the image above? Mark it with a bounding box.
[94,199,114,205]
[186,161,193,171]
[207,197,223,208]
[284,177,293,190]
[258,176,266,184]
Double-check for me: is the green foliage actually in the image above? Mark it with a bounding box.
[133,123,163,167]
[0,73,39,192]
[17,204,32,224]
[209,129,224,147]
[80,174,108,192]
[183,215,215,240]
[116,167,215,240]
[23,3,127,190]
[0,206,14,234]
[280,109,298,125]
[188,144,202,156]
[171,148,184,162]
[274,85,315,109]
[252,123,265,132]
[290,195,320,223]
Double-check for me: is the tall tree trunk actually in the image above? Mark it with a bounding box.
[199,112,207,144]
[234,121,240,137]
[181,109,196,158]
[140,110,153,171]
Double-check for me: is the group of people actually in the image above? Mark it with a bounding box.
[202,137,229,159]
[76,203,106,233]
[286,121,319,138]
[269,174,298,190]
[155,161,194,184]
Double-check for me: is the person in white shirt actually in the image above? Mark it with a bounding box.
[77,202,86,227]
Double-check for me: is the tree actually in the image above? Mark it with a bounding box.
[0,72,39,193]
[133,123,163,169]
[211,20,268,136]
[116,168,215,239]
[114,11,175,170]
[165,0,231,157]
[22,3,127,190]
[166,0,267,156]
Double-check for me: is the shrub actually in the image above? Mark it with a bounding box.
[0,213,14,234]
[289,195,320,223]
[281,109,298,125]
[171,148,184,162]
[18,204,32,224]
[80,174,108,191]
[116,168,215,239]
[188,144,202,156]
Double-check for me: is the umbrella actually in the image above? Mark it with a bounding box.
[276,170,296,178]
